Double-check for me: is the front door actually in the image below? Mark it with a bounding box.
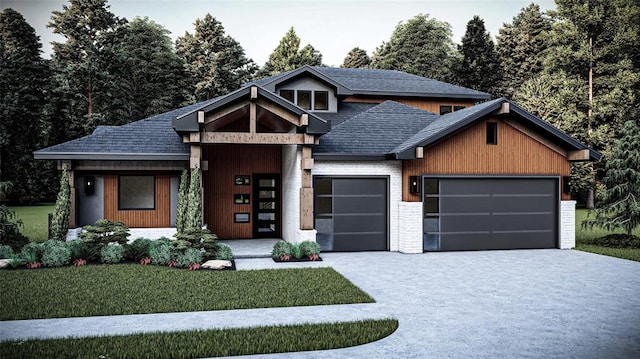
[253,174,281,238]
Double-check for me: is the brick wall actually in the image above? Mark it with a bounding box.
[560,200,576,249]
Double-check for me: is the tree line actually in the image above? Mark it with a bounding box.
[1,0,639,207]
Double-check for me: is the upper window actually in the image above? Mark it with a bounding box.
[297,90,312,110]
[119,176,155,210]
[486,122,498,145]
[314,91,329,111]
[454,105,466,111]
[439,106,452,115]
[280,90,294,103]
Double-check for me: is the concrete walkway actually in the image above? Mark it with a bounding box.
[1,250,639,359]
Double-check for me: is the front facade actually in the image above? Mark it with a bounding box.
[35,66,599,252]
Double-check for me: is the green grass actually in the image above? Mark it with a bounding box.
[575,209,640,262]
[0,319,398,359]
[0,266,374,321]
[8,203,54,242]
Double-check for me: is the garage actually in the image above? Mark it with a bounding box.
[314,177,388,251]
[423,177,558,251]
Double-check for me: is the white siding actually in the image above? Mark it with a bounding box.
[398,202,423,253]
[560,200,576,249]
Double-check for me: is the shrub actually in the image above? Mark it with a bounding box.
[593,234,640,248]
[100,244,125,264]
[127,237,152,261]
[6,254,23,268]
[271,240,294,259]
[0,203,29,250]
[175,247,203,268]
[299,241,321,256]
[176,169,189,233]
[50,165,70,241]
[174,228,218,259]
[186,168,202,230]
[149,242,173,266]
[215,243,233,261]
[291,243,303,259]
[20,242,44,263]
[66,239,96,261]
[0,244,14,259]
[41,240,71,267]
[79,219,130,245]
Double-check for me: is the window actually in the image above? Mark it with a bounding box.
[439,105,452,115]
[280,90,294,103]
[119,176,155,210]
[314,91,328,110]
[486,122,498,145]
[297,90,311,110]
[454,105,466,111]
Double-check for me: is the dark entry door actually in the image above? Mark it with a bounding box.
[253,174,280,238]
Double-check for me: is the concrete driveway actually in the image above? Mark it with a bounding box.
[234,249,640,359]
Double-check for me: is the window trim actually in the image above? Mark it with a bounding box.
[439,105,452,115]
[486,122,498,145]
[118,175,156,211]
[314,91,329,111]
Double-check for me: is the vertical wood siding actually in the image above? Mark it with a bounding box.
[342,96,474,113]
[104,175,171,227]
[402,118,571,201]
[203,144,282,239]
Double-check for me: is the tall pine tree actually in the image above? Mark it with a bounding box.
[342,47,371,68]
[258,27,323,77]
[453,16,500,95]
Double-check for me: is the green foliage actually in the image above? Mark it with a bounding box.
[20,242,44,263]
[0,319,398,359]
[0,266,374,320]
[79,219,130,245]
[258,27,322,77]
[291,243,303,259]
[5,254,23,268]
[50,166,70,241]
[0,196,28,250]
[41,239,71,267]
[100,244,124,264]
[175,169,189,233]
[126,237,152,261]
[0,244,14,259]
[589,234,640,248]
[453,16,501,94]
[299,241,321,257]
[66,239,93,261]
[371,14,457,82]
[174,227,217,259]
[215,243,233,261]
[185,169,202,230]
[341,47,371,68]
[271,240,294,259]
[175,247,203,268]
[149,241,173,266]
[176,14,257,101]
[583,120,640,235]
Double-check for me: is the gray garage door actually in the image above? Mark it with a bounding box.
[424,177,558,251]
[315,177,388,251]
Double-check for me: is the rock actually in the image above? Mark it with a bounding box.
[0,259,10,269]
[202,260,232,270]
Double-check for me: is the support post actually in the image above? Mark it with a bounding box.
[300,146,314,230]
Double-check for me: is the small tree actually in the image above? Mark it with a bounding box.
[175,169,189,233]
[583,120,640,236]
[186,167,202,230]
[50,165,70,241]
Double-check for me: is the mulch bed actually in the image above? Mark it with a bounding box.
[272,257,323,263]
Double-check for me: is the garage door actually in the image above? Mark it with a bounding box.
[423,177,558,251]
[314,177,388,251]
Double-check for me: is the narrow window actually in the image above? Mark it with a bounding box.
[119,176,155,210]
[453,105,466,112]
[297,90,311,110]
[280,89,294,103]
[439,105,452,115]
[486,122,498,145]
[314,91,329,110]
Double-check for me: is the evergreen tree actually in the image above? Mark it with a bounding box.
[176,169,189,233]
[341,47,371,68]
[453,16,500,94]
[583,120,640,236]
[0,8,57,203]
[258,27,323,77]
[496,4,551,97]
[176,14,257,102]
[50,166,70,241]
[186,168,202,230]
[371,14,457,81]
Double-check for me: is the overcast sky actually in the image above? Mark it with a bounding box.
[3,0,556,67]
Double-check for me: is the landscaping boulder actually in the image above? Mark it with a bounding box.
[202,260,232,270]
[0,259,10,269]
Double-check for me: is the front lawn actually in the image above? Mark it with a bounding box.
[8,204,53,242]
[575,209,640,262]
[0,266,374,321]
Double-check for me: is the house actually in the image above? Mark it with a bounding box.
[34,66,599,253]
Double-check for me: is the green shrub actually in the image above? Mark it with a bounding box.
[6,253,23,268]
[100,244,125,264]
[50,165,71,241]
[79,219,130,246]
[0,244,14,259]
[127,237,152,260]
[0,204,29,250]
[150,242,173,265]
[175,247,203,268]
[66,239,96,261]
[41,240,71,267]
[299,241,320,256]
[291,243,303,259]
[592,234,640,248]
[20,242,44,263]
[271,240,294,259]
[215,243,233,261]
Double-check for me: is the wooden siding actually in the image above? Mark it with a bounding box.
[203,144,282,239]
[343,96,474,113]
[402,117,571,201]
[104,175,171,227]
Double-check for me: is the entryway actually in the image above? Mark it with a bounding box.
[253,174,281,238]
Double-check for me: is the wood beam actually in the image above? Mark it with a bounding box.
[182,134,190,143]
[301,146,313,187]
[198,111,205,124]
[250,86,258,100]
[503,118,567,157]
[204,102,248,125]
[300,188,314,230]
[568,149,590,161]
[256,99,300,126]
[415,147,424,159]
[495,102,510,115]
[201,132,308,144]
[190,132,200,143]
[190,144,201,169]
[300,114,308,126]
[249,102,257,134]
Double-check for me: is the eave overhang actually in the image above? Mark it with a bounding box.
[33,151,190,161]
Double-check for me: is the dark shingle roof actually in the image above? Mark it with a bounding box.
[34,99,218,160]
[314,101,438,158]
[315,102,378,128]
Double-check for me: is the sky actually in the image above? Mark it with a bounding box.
[3,0,556,67]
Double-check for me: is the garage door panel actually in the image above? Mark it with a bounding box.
[334,214,386,232]
[440,232,554,251]
[440,196,491,213]
[490,213,555,232]
[333,195,386,214]
[333,233,386,251]
[333,179,386,195]
[441,213,492,232]
[491,196,554,212]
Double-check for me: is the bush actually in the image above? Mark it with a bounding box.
[0,244,14,259]
[20,242,44,263]
[174,228,218,259]
[215,243,233,261]
[299,241,321,256]
[127,237,152,261]
[175,247,203,268]
[271,240,294,259]
[100,244,125,264]
[291,243,303,259]
[593,234,640,248]
[6,253,22,268]
[66,239,96,261]
[79,219,130,246]
[41,240,71,267]
[149,242,173,266]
